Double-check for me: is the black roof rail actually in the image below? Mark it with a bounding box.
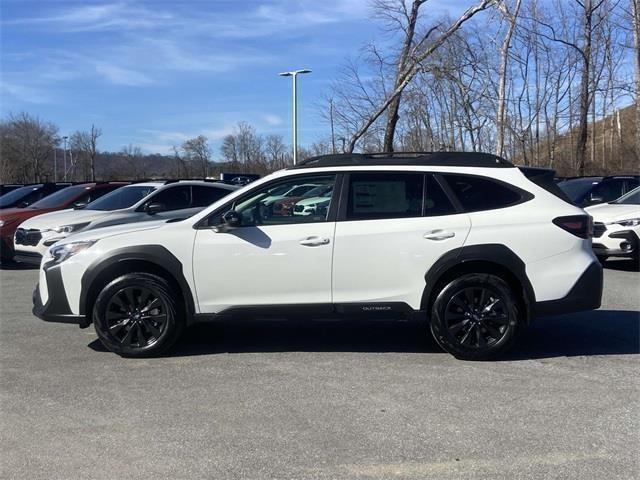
[291,152,514,169]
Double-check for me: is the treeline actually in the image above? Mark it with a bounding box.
[324,0,640,176]
[3,0,640,182]
[0,114,331,183]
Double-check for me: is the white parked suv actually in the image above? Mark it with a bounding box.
[14,180,237,264]
[32,153,602,360]
[585,187,640,262]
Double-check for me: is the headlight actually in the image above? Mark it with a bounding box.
[48,240,97,265]
[612,218,640,227]
[49,222,90,234]
[0,220,4,227]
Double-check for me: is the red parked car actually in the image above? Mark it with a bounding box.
[0,182,127,262]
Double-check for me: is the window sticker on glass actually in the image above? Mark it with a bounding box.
[352,181,408,214]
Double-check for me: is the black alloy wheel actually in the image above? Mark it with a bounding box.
[430,273,521,360]
[444,287,509,349]
[93,272,183,357]
[105,286,168,348]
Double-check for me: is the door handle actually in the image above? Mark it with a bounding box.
[423,230,455,241]
[299,236,330,247]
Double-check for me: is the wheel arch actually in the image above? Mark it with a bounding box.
[80,245,195,324]
[421,244,535,323]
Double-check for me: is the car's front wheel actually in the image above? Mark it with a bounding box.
[429,273,521,360]
[93,272,184,357]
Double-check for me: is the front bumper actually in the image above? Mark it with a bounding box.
[533,261,603,317]
[0,235,14,260]
[592,229,638,258]
[32,262,89,327]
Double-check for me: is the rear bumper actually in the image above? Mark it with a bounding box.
[532,261,603,317]
[32,263,88,327]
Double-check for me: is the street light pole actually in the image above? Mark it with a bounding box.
[279,69,311,165]
[62,136,68,182]
[53,143,57,183]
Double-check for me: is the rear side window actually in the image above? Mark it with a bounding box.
[192,185,231,208]
[442,174,524,212]
[148,185,191,211]
[346,173,423,220]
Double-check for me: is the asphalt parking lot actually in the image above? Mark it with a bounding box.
[1,261,638,480]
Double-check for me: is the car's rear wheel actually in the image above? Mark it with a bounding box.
[429,273,520,360]
[93,273,183,357]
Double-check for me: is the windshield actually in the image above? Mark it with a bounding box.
[86,185,156,211]
[0,185,43,208]
[613,187,640,205]
[304,185,333,197]
[558,178,602,202]
[29,185,90,209]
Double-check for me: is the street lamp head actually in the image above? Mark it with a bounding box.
[278,69,312,77]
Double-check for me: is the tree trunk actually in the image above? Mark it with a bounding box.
[575,0,593,176]
[383,0,422,153]
[496,0,522,158]
[633,0,640,158]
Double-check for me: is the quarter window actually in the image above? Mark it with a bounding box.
[442,174,523,212]
[346,173,423,220]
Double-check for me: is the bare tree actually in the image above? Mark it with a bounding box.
[181,135,212,178]
[345,0,495,152]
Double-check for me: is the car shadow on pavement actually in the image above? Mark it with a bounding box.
[87,308,640,359]
[0,260,38,270]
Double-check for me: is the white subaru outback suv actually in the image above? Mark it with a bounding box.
[14,180,237,265]
[32,153,602,360]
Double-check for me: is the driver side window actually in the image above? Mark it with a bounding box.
[208,175,336,227]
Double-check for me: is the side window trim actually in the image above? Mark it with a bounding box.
[433,173,464,213]
[195,173,344,229]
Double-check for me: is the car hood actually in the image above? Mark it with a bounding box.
[585,203,640,223]
[0,207,56,225]
[57,219,169,244]
[16,208,112,230]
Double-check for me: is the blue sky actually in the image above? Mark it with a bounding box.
[1,0,460,155]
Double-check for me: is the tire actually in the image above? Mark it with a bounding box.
[93,272,184,357]
[429,273,521,361]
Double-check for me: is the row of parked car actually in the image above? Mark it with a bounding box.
[0,176,347,265]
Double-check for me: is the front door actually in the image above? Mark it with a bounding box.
[193,174,338,313]
[332,172,471,310]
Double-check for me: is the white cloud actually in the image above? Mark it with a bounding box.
[262,114,283,126]
[94,62,153,86]
[1,82,51,104]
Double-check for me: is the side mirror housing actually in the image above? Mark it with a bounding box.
[214,210,241,232]
[73,201,87,210]
[145,202,164,215]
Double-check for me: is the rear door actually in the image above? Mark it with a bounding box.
[331,172,470,310]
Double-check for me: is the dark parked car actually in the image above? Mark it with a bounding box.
[0,184,26,196]
[558,175,639,207]
[0,183,74,209]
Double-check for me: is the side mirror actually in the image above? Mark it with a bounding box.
[73,201,88,210]
[145,202,164,215]
[215,210,241,232]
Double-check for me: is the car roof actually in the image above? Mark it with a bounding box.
[291,152,513,169]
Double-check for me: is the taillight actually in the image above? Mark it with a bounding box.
[552,215,592,239]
